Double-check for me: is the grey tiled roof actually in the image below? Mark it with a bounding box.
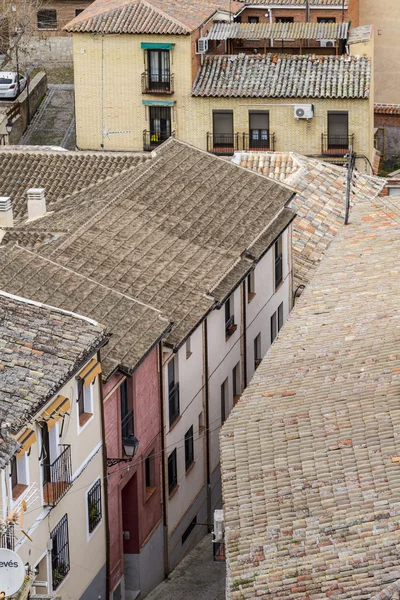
[2,139,295,354]
[192,53,371,99]
[221,194,400,599]
[0,290,107,455]
[206,21,349,41]
[236,151,385,286]
[0,148,149,221]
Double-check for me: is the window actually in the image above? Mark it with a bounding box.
[75,8,84,16]
[221,378,228,423]
[271,302,284,344]
[247,271,256,301]
[234,15,241,23]
[225,295,236,339]
[77,377,93,428]
[275,16,294,23]
[120,380,134,443]
[274,236,283,289]
[317,17,336,23]
[87,479,102,534]
[181,516,197,544]
[168,449,177,494]
[148,49,171,91]
[145,451,156,500]
[254,333,262,370]
[168,357,180,426]
[328,111,349,150]
[271,312,277,344]
[249,111,269,150]
[37,9,57,29]
[213,110,234,149]
[198,411,205,433]
[148,106,171,146]
[278,302,284,332]
[10,453,28,500]
[184,426,194,471]
[248,16,259,23]
[50,515,70,590]
[186,336,192,359]
[233,362,240,403]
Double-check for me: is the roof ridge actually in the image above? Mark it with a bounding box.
[140,0,189,31]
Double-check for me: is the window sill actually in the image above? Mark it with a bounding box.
[79,412,93,427]
[225,323,238,340]
[37,27,58,31]
[186,351,193,360]
[145,486,157,502]
[248,292,256,303]
[185,461,196,476]
[169,484,179,499]
[275,281,283,293]
[233,395,241,406]
[169,414,181,432]
[12,483,28,501]
[198,425,205,434]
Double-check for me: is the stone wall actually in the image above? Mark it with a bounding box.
[21,36,73,66]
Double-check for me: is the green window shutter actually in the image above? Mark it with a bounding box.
[141,43,174,50]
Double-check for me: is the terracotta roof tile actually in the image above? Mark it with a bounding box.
[375,103,400,116]
[192,53,371,99]
[220,194,400,599]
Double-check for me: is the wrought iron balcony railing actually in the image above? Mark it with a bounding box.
[141,70,174,94]
[43,445,72,506]
[321,133,354,156]
[143,129,174,152]
[207,132,240,155]
[242,132,275,152]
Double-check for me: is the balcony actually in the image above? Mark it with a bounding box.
[207,132,240,155]
[141,70,174,94]
[143,129,174,152]
[321,133,354,156]
[242,132,275,152]
[43,445,72,506]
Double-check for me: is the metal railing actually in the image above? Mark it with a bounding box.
[207,132,240,155]
[143,129,174,151]
[243,132,275,152]
[43,445,72,506]
[141,70,174,94]
[321,133,354,155]
[168,382,180,425]
[0,523,15,550]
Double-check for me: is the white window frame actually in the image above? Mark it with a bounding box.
[9,451,30,506]
[76,379,94,434]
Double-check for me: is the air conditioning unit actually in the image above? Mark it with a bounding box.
[320,39,335,47]
[196,38,209,54]
[294,104,314,119]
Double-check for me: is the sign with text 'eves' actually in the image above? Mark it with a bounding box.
[0,548,25,596]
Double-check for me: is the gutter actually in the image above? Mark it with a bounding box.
[203,319,212,532]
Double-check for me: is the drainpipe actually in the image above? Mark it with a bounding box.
[305,0,310,22]
[203,319,212,532]
[98,351,110,600]
[241,282,248,388]
[158,344,169,576]
[267,9,273,48]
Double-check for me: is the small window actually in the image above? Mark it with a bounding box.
[186,337,192,359]
[233,362,240,403]
[181,516,197,544]
[145,451,156,500]
[271,311,278,343]
[168,449,178,495]
[254,333,261,370]
[37,9,57,29]
[75,8,84,16]
[168,357,180,426]
[278,302,284,332]
[225,296,236,339]
[221,378,228,423]
[87,479,102,534]
[50,515,70,590]
[274,236,283,289]
[120,379,134,444]
[184,426,194,471]
[275,16,294,23]
[10,453,28,501]
[317,17,336,23]
[77,378,93,427]
[247,271,255,302]
[198,411,205,433]
[248,16,259,23]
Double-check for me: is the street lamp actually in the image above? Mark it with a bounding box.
[107,435,140,467]
[5,119,13,135]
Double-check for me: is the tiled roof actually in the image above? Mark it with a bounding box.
[237,0,346,5]
[1,139,295,353]
[375,103,400,115]
[192,54,371,99]
[0,148,149,221]
[206,21,349,41]
[65,0,242,34]
[0,290,107,452]
[347,24,373,45]
[235,152,385,286]
[220,194,400,599]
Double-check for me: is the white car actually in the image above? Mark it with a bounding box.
[0,72,27,99]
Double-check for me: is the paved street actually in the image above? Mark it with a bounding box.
[21,84,75,149]
[146,535,225,600]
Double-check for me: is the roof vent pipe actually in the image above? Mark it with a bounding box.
[27,188,46,221]
[0,196,13,228]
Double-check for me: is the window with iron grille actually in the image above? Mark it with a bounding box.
[168,358,180,426]
[184,426,194,471]
[37,9,57,29]
[275,16,294,23]
[274,236,283,289]
[50,514,70,590]
[168,449,177,494]
[87,479,102,534]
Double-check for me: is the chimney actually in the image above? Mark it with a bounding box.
[0,196,13,228]
[27,188,46,221]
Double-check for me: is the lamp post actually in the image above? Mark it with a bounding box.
[5,118,13,144]
[106,435,140,467]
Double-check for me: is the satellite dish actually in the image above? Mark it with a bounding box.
[0,548,26,596]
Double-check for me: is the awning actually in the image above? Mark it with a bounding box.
[78,358,102,387]
[41,395,71,430]
[17,428,37,460]
[142,99,175,107]
[140,42,174,50]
